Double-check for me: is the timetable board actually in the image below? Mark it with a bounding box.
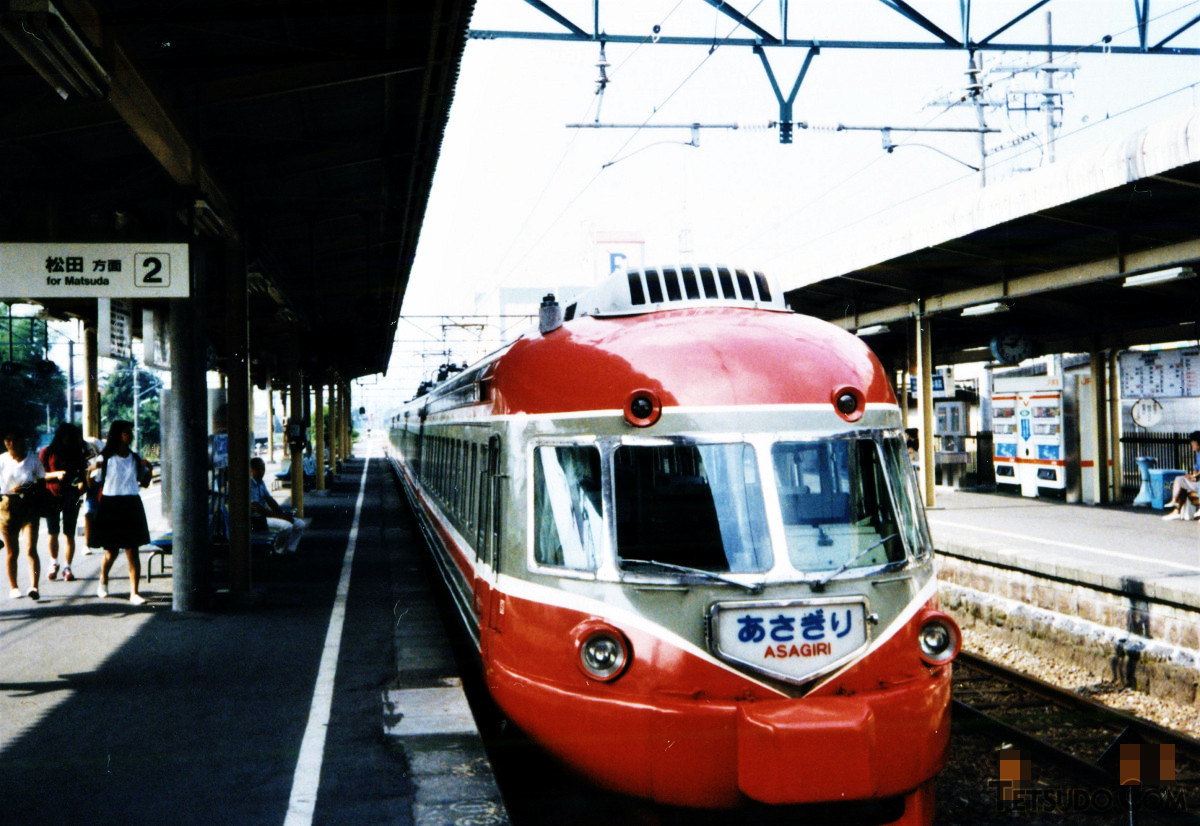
[1119,349,1200,399]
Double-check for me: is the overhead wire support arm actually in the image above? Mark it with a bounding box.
[976,0,1051,47]
[876,0,960,46]
[699,0,780,44]
[1153,12,1200,50]
[466,30,1200,56]
[521,0,589,37]
[754,43,818,143]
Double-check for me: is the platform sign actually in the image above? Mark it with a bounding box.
[0,243,190,298]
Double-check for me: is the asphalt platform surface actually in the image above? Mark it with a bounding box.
[0,449,505,825]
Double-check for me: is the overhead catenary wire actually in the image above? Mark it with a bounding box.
[497,0,767,285]
[738,0,1200,263]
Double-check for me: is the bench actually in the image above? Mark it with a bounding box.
[145,504,282,581]
[273,457,333,490]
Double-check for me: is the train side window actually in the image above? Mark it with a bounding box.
[681,268,700,299]
[772,439,908,574]
[468,443,478,529]
[627,272,646,305]
[717,268,736,299]
[645,269,665,303]
[699,267,719,298]
[736,271,753,300]
[754,272,772,302]
[533,445,603,571]
[614,443,771,574]
[662,268,682,301]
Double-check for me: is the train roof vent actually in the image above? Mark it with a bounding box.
[569,266,790,318]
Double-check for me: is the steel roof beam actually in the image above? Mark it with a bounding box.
[699,0,779,44]
[183,58,425,108]
[1135,0,1150,51]
[976,0,1050,47]
[1153,13,1200,50]
[521,0,587,37]
[54,0,234,234]
[468,29,1200,55]
[876,0,959,46]
[822,234,1200,329]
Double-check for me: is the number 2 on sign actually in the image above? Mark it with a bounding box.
[135,253,170,287]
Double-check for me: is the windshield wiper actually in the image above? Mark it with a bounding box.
[811,533,899,591]
[621,558,761,591]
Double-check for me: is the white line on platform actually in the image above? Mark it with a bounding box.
[929,519,1200,574]
[284,453,371,826]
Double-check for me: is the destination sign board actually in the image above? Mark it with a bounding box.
[0,243,190,299]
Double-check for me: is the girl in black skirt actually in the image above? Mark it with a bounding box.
[91,420,152,605]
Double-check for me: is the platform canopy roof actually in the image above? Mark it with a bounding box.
[0,0,474,381]
[783,107,1200,370]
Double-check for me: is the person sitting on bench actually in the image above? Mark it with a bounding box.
[250,457,309,552]
[1162,430,1200,521]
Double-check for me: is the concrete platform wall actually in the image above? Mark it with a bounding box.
[937,552,1200,708]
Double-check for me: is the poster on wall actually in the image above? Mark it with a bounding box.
[97,298,132,360]
[143,307,170,369]
[1119,349,1200,399]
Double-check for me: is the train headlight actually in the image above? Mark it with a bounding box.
[831,385,865,422]
[573,622,631,681]
[917,613,961,666]
[624,389,662,427]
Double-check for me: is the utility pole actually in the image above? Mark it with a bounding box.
[967,52,988,187]
[1043,11,1058,164]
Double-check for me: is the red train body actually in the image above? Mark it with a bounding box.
[388,266,958,822]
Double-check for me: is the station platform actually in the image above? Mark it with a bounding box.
[928,488,1200,612]
[0,447,507,826]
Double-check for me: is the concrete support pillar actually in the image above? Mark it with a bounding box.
[916,313,936,508]
[342,382,351,458]
[290,371,305,518]
[267,387,276,463]
[1090,351,1110,505]
[167,294,211,611]
[1108,354,1123,501]
[313,381,325,491]
[328,380,339,472]
[83,322,100,441]
[225,245,251,592]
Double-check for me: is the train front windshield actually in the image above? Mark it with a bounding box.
[614,443,772,573]
[772,437,927,573]
[533,435,928,579]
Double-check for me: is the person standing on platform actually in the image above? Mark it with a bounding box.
[91,420,152,604]
[1,425,45,600]
[1162,430,1200,521]
[249,457,308,553]
[40,423,87,583]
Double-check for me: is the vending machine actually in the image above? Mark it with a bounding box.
[992,375,1068,498]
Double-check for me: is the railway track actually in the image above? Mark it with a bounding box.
[945,650,1200,824]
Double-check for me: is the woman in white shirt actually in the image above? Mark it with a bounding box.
[91,420,152,605]
[0,425,46,600]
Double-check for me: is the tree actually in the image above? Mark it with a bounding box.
[100,361,162,449]
[0,313,66,439]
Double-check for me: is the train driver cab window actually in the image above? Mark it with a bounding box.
[614,443,771,574]
[533,445,603,571]
[772,438,913,575]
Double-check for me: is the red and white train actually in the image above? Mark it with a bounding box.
[387,266,959,823]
